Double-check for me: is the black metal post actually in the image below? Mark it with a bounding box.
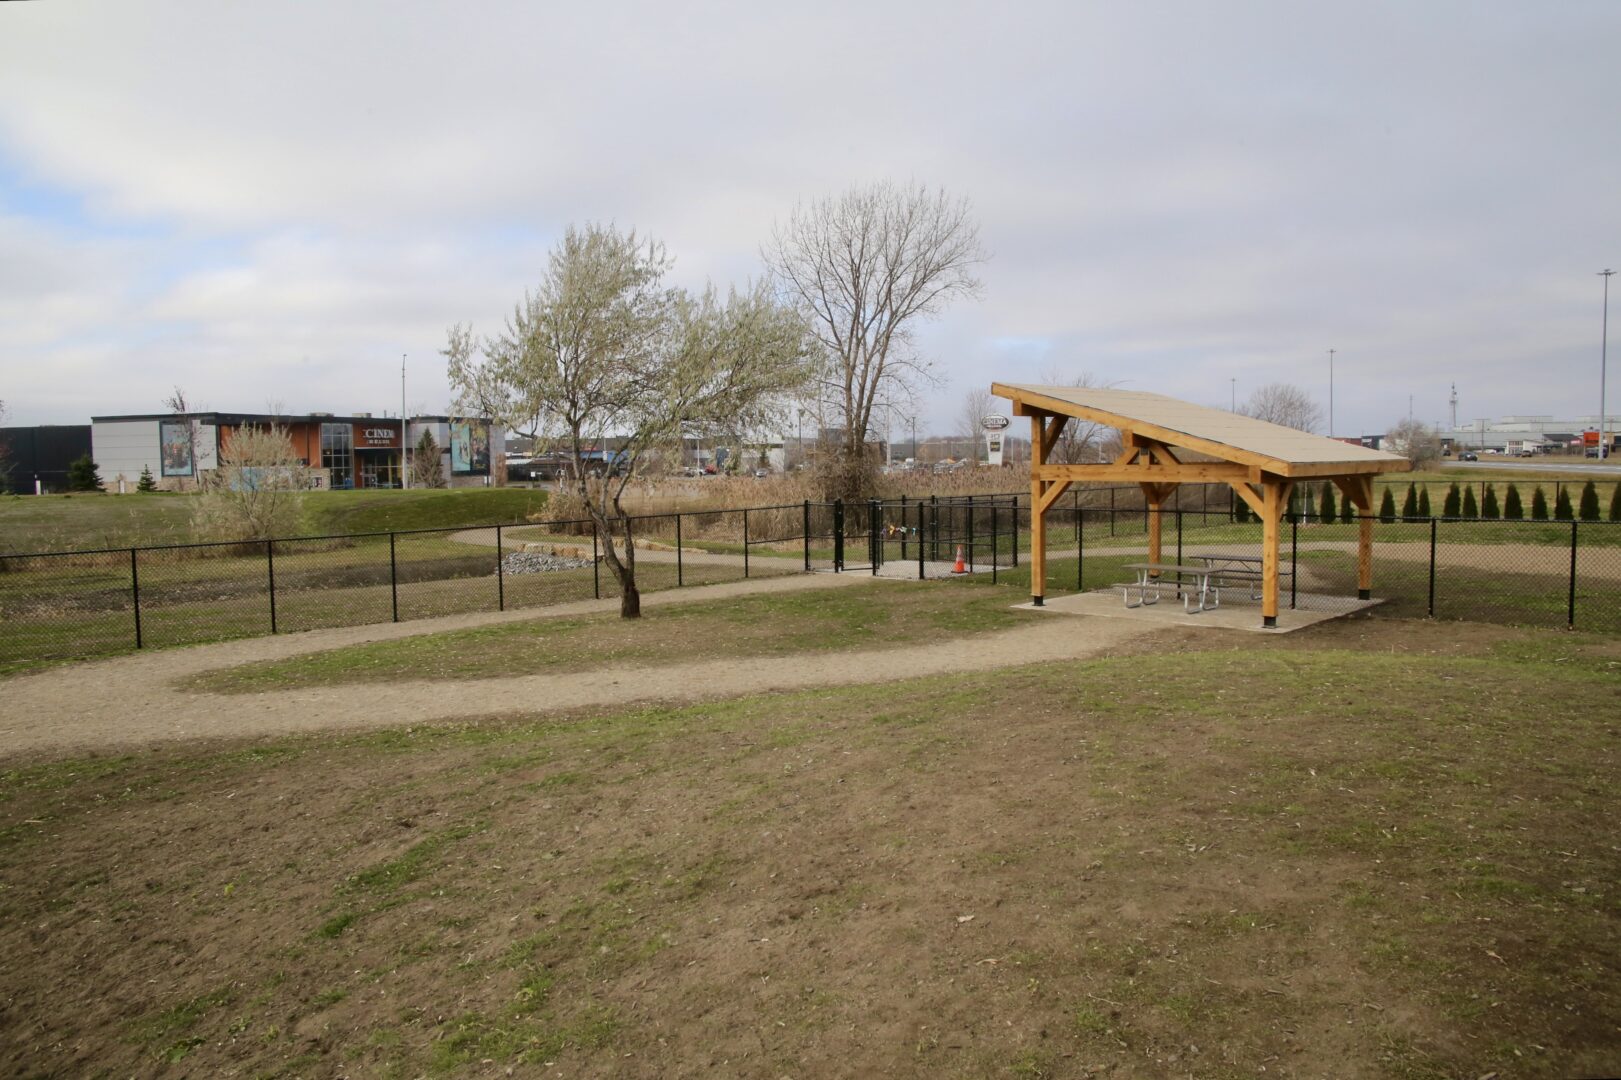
[1290,513,1298,609]
[678,513,685,586]
[267,539,277,634]
[1011,494,1019,567]
[389,532,399,622]
[130,547,142,649]
[1077,502,1084,591]
[900,495,908,560]
[833,499,844,572]
[870,499,880,575]
[743,508,750,579]
[991,503,998,583]
[592,525,600,599]
[1428,517,1437,617]
[801,501,810,573]
[1109,486,1116,536]
[496,525,505,612]
[930,495,938,560]
[917,500,925,580]
[967,494,975,572]
[1568,521,1578,628]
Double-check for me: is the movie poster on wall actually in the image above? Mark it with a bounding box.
[450,420,491,475]
[159,421,194,476]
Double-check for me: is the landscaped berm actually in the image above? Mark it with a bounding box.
[1,547,1618,1076]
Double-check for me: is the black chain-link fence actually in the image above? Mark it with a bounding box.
[4,490,1620,672]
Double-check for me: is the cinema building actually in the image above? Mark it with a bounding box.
[90,412,504,490]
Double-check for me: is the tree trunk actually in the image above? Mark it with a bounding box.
[591,503,642,620]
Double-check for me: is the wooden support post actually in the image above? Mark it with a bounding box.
[1354,476,1374,599]
[1141,482,1164,570]
[1261,481,1282,627]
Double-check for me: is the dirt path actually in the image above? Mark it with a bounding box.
[1,573,1155,759]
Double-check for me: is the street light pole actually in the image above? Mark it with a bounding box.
[1328,348,1336,438]
[1601,269,1614,461]
[400,353,409,489]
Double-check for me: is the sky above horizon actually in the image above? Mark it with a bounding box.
[2,1,1618,439]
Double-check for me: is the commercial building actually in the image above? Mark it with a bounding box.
[0,424,92,494]
[89,412,504,491]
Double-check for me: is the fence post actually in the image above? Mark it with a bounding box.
[592,525,601,599]
[1011,494,1019,568]
[130,547,143,650]
[267,539,277,634]
[801,501,810,573]
[917,500,926,580]
[496,525,505,612]
[967,494,975,572]
[743,508,750,579]
[991,502,998,584]
[390,532,399,622]
[1289,513,1298,610]
[833,500,844,572]
[1428,517,1437,617]
[1077,500,1084,592]
[870,499,880,575]
[900,494,908,560]
[678,513,685,586]
[930,495,938,560]
[1568,521,1578,629]
[1110,486,1116,536]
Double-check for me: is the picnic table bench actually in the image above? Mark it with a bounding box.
[1119,554,1296,614]
[1187,552,1294,600]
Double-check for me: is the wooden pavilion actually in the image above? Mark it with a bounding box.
[992,384,1411,627]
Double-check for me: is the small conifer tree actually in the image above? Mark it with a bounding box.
[1417,487,1432,517]
[1503,483,1523,520]
[1401,483,1418,520]
[1531,487,1549,520]
[67,454,103,492]
[1461,486,1478,517]
[1482,484,1500,519]
[1554,486,1573,520]
[136,465,157,493]
[1319,482,1336,523]
[1378,488,1396,523]
[1578,480,1600,521]
[1609,482,1621,522]
[1341,491,1355,523]
[1443,482,1461,517]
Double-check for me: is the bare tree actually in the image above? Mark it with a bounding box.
[191,422,310,541]
[1240,383,1324,433]
[959,386,993,463]
[1039,368,1116,463]
[764,181,988,499]
[1384,418,1442,467]
[446,223,815,618]
[161,386,206,489]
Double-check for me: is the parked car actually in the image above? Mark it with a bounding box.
[1459,451,1478,462]
[1517,449,1535,457]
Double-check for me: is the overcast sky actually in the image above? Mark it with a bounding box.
[2,1,1617,438]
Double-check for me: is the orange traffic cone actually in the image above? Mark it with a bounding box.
[951,545,967,574]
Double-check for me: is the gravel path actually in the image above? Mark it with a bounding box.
[1,573,1154,759]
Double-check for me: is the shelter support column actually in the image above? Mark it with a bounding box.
[1029,414,1047,605]
[1334,477,1376,599]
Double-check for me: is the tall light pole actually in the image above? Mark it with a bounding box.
[400,353,409,489]
[1327,348,1336,437]
[1601,269,1614,460]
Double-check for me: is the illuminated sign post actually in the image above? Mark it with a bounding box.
[981,413,1010,467]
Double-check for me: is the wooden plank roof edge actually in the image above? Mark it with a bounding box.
[992,382,1411,478]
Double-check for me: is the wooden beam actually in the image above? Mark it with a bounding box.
[1039,414,1067,462]
[1229,482,1266,516]
[1030,413,1047,604]
[1036,478,1072,516]
[1034,462,1252,484]
[1261,480,1282,626]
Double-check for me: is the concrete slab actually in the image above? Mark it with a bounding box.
[1014,587,1383,633]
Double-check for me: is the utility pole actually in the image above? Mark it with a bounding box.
[1449,383,1458,430]
[400,353,409,489]
[1327,348,1336,437]
[1601,269,1614,460]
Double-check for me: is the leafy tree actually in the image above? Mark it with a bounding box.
[765,181,987,500]
[1378,488,1396,523]
[1481,484,1500,519]
[447,222,815,618]
[137,465,157,493]
[1461,486,1478,517]
[66,454,103,492]
[1417,487,1432,517]
[1554,486,1573,520]
[1503,483,1523,520]
[1319,482,1336,523]
[1443,483,1461,517]
[192,422,310,541]
[410,429,446,488]
[1609,482,1621,522]
[1531,487,1550,520]
[1578,480,1600,521]
[1401,483,1418,520]
[1240,383,1323,432]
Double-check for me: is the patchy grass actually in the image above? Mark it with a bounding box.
[185,579,1023,693]
[1,619,1617,1078]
